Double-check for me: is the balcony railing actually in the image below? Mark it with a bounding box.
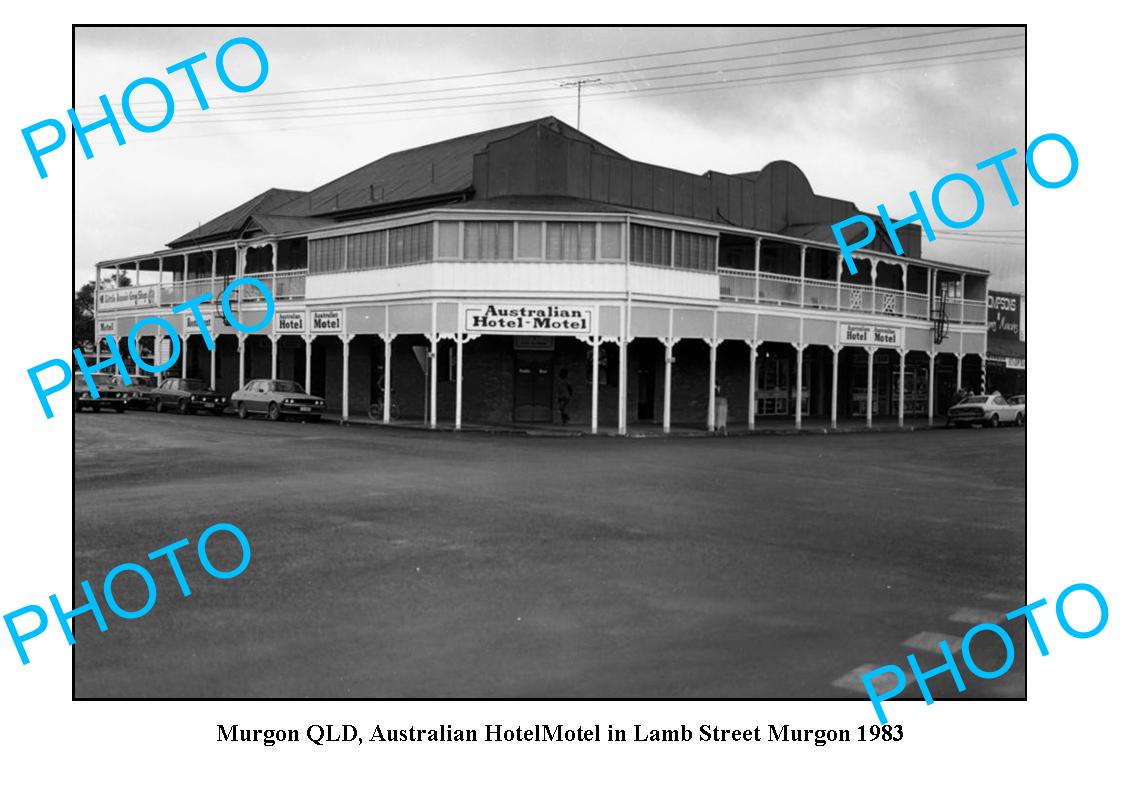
[717,268,985,325]
[98,270,307,311]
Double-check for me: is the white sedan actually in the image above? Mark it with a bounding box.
[947,394,1026,428]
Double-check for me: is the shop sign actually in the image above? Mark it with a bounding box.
[463,304,593,335]
[183,311,209,332]
[276,311,306,334]
[839,323,900,347]
[97,318,117,336]
[987,356,1026,371]
[97,285,157,309]
[987,292,1022,340]
[514,336,555,351]
[310,310,342,333]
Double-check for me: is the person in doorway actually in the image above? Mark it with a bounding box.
[556,368,574,425]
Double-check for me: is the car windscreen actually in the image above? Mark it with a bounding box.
[181,380,206,391]
[90,374,119,386]
[961,397,988,404]
[272,381,305,394]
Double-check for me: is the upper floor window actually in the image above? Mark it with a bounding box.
[631,224,672,266]
[674,231,716,271]
[631,224,716,271]
[388,224,432,266]
[464,221,514,260]
[309,223,433,274]
[546,222,595,261]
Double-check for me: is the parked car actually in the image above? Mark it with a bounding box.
[75,373,127,413]
[946,394,1025,428]
[151,378,230,415]
[231,379,325,421]
[124,374,160,410]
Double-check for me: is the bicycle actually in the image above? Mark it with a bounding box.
[369,390,400,421]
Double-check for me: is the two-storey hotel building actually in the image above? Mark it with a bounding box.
[91,116,989,433]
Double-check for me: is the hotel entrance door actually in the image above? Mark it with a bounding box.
[513,351,554,422]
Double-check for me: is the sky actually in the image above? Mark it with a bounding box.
[72,26,1026,291]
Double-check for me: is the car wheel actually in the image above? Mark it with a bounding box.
[1015,413,1024,427]
[989,414,1000,428]
[91,404,100,413]
[237,402,249,419]
[114,405,125,414]
[267,402,282,421]
[155,399,164,413]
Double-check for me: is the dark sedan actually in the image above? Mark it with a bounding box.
[124,374,160,410]
[151,378,230,415]
[75,373,127,413]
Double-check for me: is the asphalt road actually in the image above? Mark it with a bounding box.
[73,411,1026,699]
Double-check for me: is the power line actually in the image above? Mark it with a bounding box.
[162,45,1025,127]
[130,29,1018,122]
[151,50,1023,142]
[77,26,882,109]
[106,26,989,114]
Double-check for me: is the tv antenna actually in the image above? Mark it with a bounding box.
[557,78,601,130]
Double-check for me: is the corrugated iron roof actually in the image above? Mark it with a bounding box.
[270,116,620,219]
[167,188,307,248]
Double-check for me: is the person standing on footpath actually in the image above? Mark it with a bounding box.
[556,368,574,425]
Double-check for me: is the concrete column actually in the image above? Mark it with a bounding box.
[927,352,936,427]
[794,344,804,430]
[662,339,674,434]
[707,340,717,432]
[836,253,843,311]
[871,260,879,315]
[383,335,394,424]
[753,238,761,303]
[211,248,218,293]
[209,337,217,390]
[830,345,841,430]
[748,343,758,431]
[182,334,190,378]
[590,339,600,434]
[341,334,352,421]
[429,335,438,429]
[955,354,962,392]
[270,335,278,379]
[618,340,628,435]
[157,257,164,304]
[898,349,906,428]
[866,346,875,429]
[303,335,313,395]
[798,245,807,307]
[134,261,140,286]
[455,334,465,431]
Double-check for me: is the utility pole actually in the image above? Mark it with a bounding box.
[557,78,601,130]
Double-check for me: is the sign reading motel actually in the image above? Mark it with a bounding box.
[311,310,342,333]
[839,323,901,348]
[463,304,592,335]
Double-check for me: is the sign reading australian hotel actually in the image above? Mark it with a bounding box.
[839,323,901,348]
[464,304,593,335]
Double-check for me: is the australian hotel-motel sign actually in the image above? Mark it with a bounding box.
[463,304,593,335]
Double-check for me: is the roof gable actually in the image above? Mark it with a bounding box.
[167,188,307,248]
[270,116,620,220]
